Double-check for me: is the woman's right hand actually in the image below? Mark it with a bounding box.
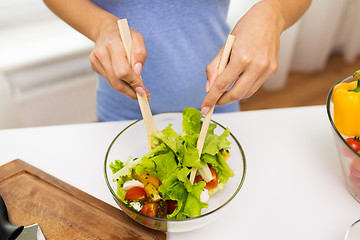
[89,18,149,100]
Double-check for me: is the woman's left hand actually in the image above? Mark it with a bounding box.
[201,1,284,114]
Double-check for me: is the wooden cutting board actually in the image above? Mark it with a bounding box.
[0,159,166,240]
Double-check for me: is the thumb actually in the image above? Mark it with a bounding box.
[131,30,147,76]
[129,29,149,98]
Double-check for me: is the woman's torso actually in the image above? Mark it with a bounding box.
[93,0,239,121]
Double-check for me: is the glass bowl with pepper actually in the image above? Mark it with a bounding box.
[104,108,246,232]
[327,70,360,202]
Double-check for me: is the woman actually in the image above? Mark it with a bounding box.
[43,0,311,121]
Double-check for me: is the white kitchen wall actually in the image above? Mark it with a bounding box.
[227,0,360,89]
[0,0,97,129]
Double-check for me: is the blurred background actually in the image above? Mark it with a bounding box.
[0,0,359,129]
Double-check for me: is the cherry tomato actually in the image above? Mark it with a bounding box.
[195,167,218,190]
[125,187,147,202]
[346,137,360,153]
[167,200,178,214]
[140,201,168,218]
[140,202,158,217]
[157,200,168,218]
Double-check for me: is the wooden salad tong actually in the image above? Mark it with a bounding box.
[118,19,158,150]
[190,34,236,184]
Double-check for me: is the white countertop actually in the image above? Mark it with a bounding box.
[0,105,359,239]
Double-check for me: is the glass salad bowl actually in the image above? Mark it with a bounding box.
[326,75,360,203]
[104,112,246,232]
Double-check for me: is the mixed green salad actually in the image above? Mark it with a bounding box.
[110,107,234,219]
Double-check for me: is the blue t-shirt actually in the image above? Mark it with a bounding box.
[92,0,239,121]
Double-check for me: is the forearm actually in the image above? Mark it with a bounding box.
[261,0,312,31]
[43,0,118,42]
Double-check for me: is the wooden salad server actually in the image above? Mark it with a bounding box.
[118,19,158,150]
[190,34,236,184]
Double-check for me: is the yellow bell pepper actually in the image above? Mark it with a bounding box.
[132,171,162,202]
[132,171,161,189]
[144,183,161,202]
[220,150,230,161]
[333,70,360,137]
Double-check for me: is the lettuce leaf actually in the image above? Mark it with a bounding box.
[177,167,208,218]
[202,153,234,184]
[152,124,179,154]
[112,157,141,181]
[202,127,231,156]
[110,160,124,174]
[182,181,208,218]
[181,107,202,136]
[177,108,203,168]
[159,173,188,219]
[158,167,208,219]
[181,139,202,168]
[135,148,178,181]
[111,157,140,201]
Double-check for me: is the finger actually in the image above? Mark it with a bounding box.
[106,40,149,98]
[130,30,147,75]
[105,40,140,85]
[216,56,277,105]
[201,59,244,110]
[94,46,137,99]
[89,52,107,78]
[216,69,261,106]
[110,77,138,99]
[108,71,138,100]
